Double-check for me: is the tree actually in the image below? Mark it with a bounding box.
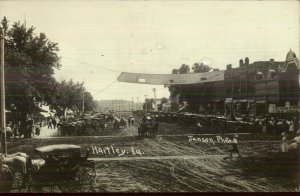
[157,97,169,111]
[50,79,96,117]
[172,69,179,74]
[2,18,61,120]
[178,64,190,74]
[52,79,83,116]
[192,63,211,73]
[82,91,96,112]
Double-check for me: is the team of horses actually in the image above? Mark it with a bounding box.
[138,117,159,137]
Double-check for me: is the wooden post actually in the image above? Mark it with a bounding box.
[82,91,85,114]
[153,88,157,111]
[0,29,7,155]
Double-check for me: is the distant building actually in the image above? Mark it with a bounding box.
[96,100,142,112]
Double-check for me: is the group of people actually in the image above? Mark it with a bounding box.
[5,119,42,140]
[256,116,297,133]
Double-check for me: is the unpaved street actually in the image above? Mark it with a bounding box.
[6,120,298,192]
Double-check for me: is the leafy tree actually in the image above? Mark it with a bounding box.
[172,69,179,74]
[161,97,169,104]
[82,91,96,112]
[157,97,169,111]
[51,79,96,117]
[1,17,96,119]
[192,62,211,73]
[178,64,190,74]
[1,17,61,120]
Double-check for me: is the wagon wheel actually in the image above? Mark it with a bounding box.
[58,178,82,193]
[0,165,15,192]
[76,161,97,192]
[58,167,82,193]
[12,172,26,192]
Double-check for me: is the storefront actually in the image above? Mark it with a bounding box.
[255,100,267,115]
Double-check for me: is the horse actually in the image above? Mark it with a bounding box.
[119,117,127,129]
[0,152,32,188]
[113,117,120,129]
[130,117,135,126]
[0,164,15,191]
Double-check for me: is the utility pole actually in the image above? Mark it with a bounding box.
[153,88,157,111]
[144,95,147,111]
[136,97,139,110]
[82,91,85,115]
[131,97,134,111]
[0,29,7,155]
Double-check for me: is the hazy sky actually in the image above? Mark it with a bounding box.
[1,0,299,102]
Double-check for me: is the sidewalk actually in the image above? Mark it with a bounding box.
[33,126,58,138]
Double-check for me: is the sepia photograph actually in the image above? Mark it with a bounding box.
[0,0,300,193]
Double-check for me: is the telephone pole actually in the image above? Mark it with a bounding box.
[153,88,157,111]
[136,97,139,110]
[82,91,85,115]
[0,29,7,154]
[131,97,134,111]
[144,95,147,111]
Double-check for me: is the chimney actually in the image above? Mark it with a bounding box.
[239,59,244,67]
[245,57,249,65]
[226,64,232,70]
[270,59,274,64]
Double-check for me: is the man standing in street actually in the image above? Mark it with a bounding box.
[48,117,53,129]
[26,117,33,138]
[52,117,57,129]
[230,134,241,157]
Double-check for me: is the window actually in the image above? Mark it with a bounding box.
[138,78,146,83]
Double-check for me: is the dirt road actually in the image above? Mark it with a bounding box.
[5,121,298,192]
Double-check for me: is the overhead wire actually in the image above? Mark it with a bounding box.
[62,57,121,96]
[63,56,121,73]
[93,80,117,96]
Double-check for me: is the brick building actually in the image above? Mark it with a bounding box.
[170,50,300,116]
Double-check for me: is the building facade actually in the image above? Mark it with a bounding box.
[169,50,300,116]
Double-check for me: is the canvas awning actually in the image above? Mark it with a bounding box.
[225,98,233,103]
[117,71,225,85]
[212,99,222,102]
[237,100,248,103]
[256,100,266,104]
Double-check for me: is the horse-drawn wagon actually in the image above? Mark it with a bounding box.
[1,144,98,192]
[138,116,159,137]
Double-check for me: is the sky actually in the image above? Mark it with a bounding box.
[0,0,299,102]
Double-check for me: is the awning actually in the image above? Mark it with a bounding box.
[212,99,222,102]
[256,100,266,104]
[117,71,225,85]
[225,98,233,103]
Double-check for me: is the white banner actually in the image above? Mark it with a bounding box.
[117,71,224,85]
